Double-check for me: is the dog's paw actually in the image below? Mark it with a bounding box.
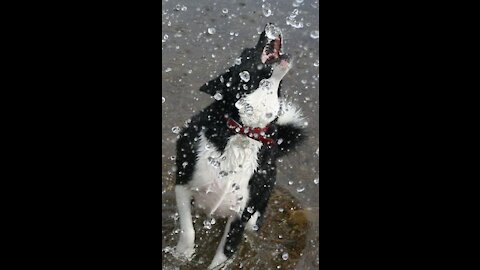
[208,252,228,269]
[174,229,195,260]
[173,244,195,260]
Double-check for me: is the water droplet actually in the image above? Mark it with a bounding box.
[287,19,304,28]
[171,126,180,134]
[293,0,304,6]
[288,181,293,185]
[265,24,282,40]
[214,92,223,100]
[296,186,305,193]
[286,9,303,29]
[226,82,232,87]
[207,27,216,35]
[279,208,284,213]
[252,224,259,231]
[310,30,319,39]
[277,138,284,145]
[247,206,254,213]
[222,8,229,14]
[314,178,319,184]
[219,171,228,177]
[165,67,172,72]
[313,60,319,67]
[169,156,176,161]
[163,34,169,40]
[282,252,289,260]
[208,158,220,168]
[174,4,182,11]
[181,5,187,11]
[162,97,165,103]
[262,3,273,17]
[234,58,242,65]
[203,220,212,230]
[259,79,272,89]
[240,71,250,82]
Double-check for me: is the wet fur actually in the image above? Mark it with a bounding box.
[174,23,306,269]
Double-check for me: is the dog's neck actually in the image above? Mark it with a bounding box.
[236,77,281,128]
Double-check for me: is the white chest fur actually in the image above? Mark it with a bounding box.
[190,132,262,218]
[236,79,280,128]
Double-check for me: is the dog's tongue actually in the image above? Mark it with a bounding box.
[261,38,281,63]
[273,37,281,54]
[261,24,283,64]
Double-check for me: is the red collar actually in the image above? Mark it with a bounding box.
[225,116,275,145]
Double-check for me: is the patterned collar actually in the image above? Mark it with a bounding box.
[225,116,275,145]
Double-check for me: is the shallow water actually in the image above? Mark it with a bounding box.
[162,0,319,269]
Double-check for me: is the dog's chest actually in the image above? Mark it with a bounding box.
[190,133,262,217]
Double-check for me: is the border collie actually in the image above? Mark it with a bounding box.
[173,23,307,269]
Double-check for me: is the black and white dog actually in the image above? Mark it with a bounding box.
[173,23,306,269]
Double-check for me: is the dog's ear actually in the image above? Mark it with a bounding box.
[199,69,233,97]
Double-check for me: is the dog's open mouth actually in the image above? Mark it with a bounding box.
[261,32,282,64]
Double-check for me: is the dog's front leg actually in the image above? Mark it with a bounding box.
[174,185,195,258]
[208,215,236,269]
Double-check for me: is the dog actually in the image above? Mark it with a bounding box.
[173,23,307,269]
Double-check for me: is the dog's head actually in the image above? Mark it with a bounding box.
[200,23,291,101]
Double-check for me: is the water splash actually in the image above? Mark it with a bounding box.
[262,3,273,17]
[240,71,250,82]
